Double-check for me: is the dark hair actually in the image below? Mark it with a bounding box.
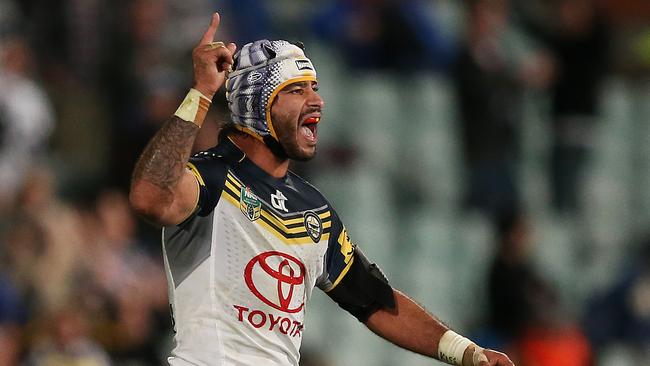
[217,122,245,143]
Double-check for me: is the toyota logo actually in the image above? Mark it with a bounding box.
[244,251,306,313]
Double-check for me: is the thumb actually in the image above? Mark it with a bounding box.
[473,348,489,366]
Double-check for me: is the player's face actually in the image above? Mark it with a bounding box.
[270,80,324,161]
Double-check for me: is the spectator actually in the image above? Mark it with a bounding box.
[15,166,86,315]
[85,189,169,365]
[487,211,554,342]
[0,35,54,212]
[24,301,112,366]
[522,0,610,213]
[453,0,553,218]
[103,0,184,190]
[486,210,592,366]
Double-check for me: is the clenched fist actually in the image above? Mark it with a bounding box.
[464,346,515,366]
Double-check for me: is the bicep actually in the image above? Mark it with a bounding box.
[131,169,200,227]
[322,245,395,322]
[317,213,395,321]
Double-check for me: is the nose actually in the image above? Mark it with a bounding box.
[307,88,324,110]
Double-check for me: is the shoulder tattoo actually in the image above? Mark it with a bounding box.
[132,116,200,190]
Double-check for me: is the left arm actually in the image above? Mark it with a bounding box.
[365,290,514,366]
[320,217,513,365]
[365,289,445,358]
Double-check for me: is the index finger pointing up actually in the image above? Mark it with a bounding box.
[199,12,220,45]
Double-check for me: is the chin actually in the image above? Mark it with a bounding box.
[278,136,317,161]
[289,148,317,162]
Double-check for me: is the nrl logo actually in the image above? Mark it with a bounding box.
[240,186,262,221]
[303,211,323,243]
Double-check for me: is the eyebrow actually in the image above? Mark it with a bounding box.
[282,81,318,90]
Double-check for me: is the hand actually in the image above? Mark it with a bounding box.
[463,346,514,366]
[191,13,237,99]
[481,349,514,365]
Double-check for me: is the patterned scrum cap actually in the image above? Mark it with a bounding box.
[225,40,317,141]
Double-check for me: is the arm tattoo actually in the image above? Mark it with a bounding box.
[132,116,199,192]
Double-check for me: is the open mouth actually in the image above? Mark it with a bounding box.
[300,116,320,141]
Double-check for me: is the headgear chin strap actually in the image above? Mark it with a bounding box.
[225,40,318,151]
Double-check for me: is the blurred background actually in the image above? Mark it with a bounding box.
[0,0,649,365]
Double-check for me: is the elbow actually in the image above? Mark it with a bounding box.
[129,180,169,225]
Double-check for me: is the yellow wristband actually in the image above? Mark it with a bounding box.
[174,88,212,127]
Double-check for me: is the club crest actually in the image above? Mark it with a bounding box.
[240,186,262,221]
[303,211,323,243]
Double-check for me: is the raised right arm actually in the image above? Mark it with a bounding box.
[129,116,202,226]
[129,13,237,226]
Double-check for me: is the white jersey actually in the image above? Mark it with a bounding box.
[162,140,356,366]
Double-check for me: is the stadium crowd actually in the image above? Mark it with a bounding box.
[1,0,650,365]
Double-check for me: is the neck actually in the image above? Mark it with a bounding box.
[229,134,290,178]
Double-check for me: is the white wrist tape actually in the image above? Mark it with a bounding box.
[472,347,488,365]
[174,88,211,126]
[438,330,487,366]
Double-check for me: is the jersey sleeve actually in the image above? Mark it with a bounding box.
[317,210,395,322]
[186,150,229,217]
